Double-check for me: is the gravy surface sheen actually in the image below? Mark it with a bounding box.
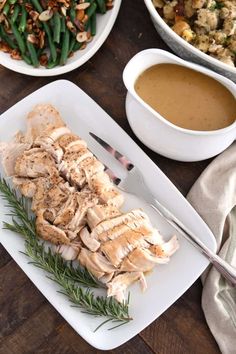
[135,64,236,131]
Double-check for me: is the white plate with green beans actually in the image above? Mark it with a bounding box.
[0,80,217,349]
[0,0,121,76]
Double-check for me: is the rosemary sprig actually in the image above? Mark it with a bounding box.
[0,176,132,330]
[3,218,99,288]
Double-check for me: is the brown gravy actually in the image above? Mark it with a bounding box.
[134,64,236,131]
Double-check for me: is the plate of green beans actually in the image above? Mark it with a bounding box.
[0,0,121,76]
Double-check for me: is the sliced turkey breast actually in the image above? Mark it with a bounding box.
[96,218,163,245]
[87,171,111,194]
[63,148,93,165]
[107,272,146,303]
[34,140,64,164]
[31,176,68,212]
[54,243,80,261]
[79,227,100,252]
[15,148,58,178]
[78,247,116,279]
[25,104,65,142]
[35,126,71,146]
[67,188,98,231]
[43,208,57,223]
[98,187,124,208]
[120,247,170,273]
[0,140,31,176]
[53,194,77,226]
[57,133,87,152]
[101,228,151,267]
[36,209,70,244]
[149,235,179,257]
[99,272,115,284]
[87,204,121,229]
[13,177,37,198]
[80,157,104,180]
[91,209,149,239]
[59,149,93,188]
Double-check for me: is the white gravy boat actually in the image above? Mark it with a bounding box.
[123,49,236,162]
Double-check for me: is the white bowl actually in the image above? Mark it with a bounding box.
[123,49,236,162]
[144,0,236,82]
[0,0,121,76]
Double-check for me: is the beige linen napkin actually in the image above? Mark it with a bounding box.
[187,143,236,354]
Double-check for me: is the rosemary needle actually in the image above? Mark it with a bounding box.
[0,176,132,330]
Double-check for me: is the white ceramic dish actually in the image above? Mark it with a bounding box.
[144,0,236,82]
[123,49,236,162]
[0,1,121,77]
[0,80,217,350]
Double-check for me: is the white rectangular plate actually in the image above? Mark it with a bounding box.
[0,80,217,350]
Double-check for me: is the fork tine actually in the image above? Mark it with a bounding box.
[89,132,134,171]
[104,166,121,185]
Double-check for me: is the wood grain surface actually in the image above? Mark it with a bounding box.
[0,0,220,353]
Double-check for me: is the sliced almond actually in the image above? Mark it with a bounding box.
[80,42,87,50]
[29,10,39,22]
[10,49,21,60]
[76,2,90,10]
[61,6,67,16]
[76,31,88,43]
[39,53,48,66]
[86,33,93,43]
[66,20,75,31]
[38,30,45,49]
[38,9,53,22]
[106,3,113,9]
[0,41,11,53]
[27,34,39,45]
[0,13,5,23]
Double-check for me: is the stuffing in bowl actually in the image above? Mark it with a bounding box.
[152,0,236,67]
[144,0,236,81]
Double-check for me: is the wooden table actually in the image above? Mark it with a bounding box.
[0,1,221,353]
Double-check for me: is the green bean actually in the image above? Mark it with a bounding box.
[61,16,66,32]
[30,0,43,13]
[86,2,97,20]
[43,23,57,62]
[90,13,96,36]
[11,4,20,23]
[37,48,44,57]
[84,19,90,31]
[53,12,61,43]
[3,2,10,16]
[95,0,106,14]
[60,28,70,65]
[9,0,17,4]
[22,53,32,65]
[26,38,39,67]
[73,41,82,52]
[0,24,17,49]
[49,17,54,27]
[47,56,59,69]
[70,6,76,22]
[18,5,27,32]
[69,36,76,53]
[9,20,26,53]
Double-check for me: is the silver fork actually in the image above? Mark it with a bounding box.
[89,132,236,286]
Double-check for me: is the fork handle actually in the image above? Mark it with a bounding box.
[151,201,236,286]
